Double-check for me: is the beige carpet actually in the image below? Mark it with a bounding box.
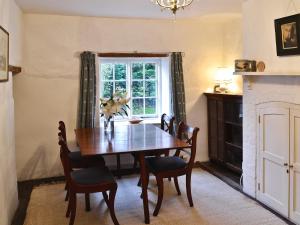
[24,169,288,225]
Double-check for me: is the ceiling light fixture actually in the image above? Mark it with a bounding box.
[152,0,194,15]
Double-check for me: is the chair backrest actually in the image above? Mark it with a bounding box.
[58,121,67,142]
[175,121,199,170]
[160,113,175,135]
[58,135,72,184]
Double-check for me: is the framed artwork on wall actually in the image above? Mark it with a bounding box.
[0,26,9,82]
[275,14,300,56]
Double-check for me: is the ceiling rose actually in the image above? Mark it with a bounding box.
[152,0,194,14]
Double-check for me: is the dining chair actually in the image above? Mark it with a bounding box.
[58,121,106,169]
[144,121,199,216]
[132,114,175,170]
[59,136,120,225]
[58,121,106,207]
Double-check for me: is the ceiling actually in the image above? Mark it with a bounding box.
[16,0,243,19]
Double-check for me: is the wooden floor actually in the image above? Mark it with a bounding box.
[22,169,289,225]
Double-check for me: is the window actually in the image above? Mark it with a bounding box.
[99,58,170,119]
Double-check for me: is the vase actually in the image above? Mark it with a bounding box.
[104,116,114,132]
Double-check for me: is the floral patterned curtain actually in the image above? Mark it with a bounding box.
[77,51,97,128]
[170,52,187,125]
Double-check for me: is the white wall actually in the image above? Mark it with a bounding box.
[0,0,23,224]
[14,13,242,180]
[242,0,300,197]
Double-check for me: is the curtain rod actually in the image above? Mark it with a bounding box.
[97,52,169,58]
[76,51,185,57]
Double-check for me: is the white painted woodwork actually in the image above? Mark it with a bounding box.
[289,109,300,224]
[257,105,289,217]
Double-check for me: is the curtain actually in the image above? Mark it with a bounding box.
[170,52,187,125]
[77,51,97,128]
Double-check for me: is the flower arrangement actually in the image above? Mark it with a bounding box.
[100,92,130,123]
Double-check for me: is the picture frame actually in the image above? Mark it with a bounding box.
[0,26,9,82]
[275,14,300,56]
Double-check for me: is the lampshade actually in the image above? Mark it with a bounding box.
[214,67,233,83]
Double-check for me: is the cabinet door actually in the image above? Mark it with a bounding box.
[208,98,218,161]
[257,107,289,217]
[290,109,300,224]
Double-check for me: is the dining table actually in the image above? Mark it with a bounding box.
[74,123,191,224]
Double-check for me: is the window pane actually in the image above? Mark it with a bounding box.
[115,81,126,94]
[115,64,126,80]
[145,98,156,115]
[145,81,156,97]
[132,81,144,97]
[132,63,143,79]
[101,64,113,80]
[145,63,156,79]
[102,82,113,98]
[132,99,144,115]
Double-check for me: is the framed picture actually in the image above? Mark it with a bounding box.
[0,26,9,82]
[275,14,300,56]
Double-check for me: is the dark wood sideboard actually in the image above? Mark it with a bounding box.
[204,93,243,175]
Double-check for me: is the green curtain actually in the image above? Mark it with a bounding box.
[170,52,187,125]
[77,51,97,128]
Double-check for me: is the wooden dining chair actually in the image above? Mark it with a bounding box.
[58,121,106,169]
[132,114,175,170]
[58,121,106,206]
[59,136,120,225]
[144,121,199,216]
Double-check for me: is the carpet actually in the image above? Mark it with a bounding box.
[23,169,288,225]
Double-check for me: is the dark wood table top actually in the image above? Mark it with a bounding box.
[75,124,190,156]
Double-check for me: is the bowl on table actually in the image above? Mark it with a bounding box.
[128,117,143,124]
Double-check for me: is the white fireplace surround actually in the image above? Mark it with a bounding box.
[242,74,300,197]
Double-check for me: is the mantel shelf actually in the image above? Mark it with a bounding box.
[233,72,300,76]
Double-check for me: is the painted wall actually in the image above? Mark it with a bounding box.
[242,0,300,197]
[14,13,242,180]
[0,0,23,224]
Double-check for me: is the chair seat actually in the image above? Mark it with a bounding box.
[146,156,187,173]
[68,151,105,168]
[71,166,115,185]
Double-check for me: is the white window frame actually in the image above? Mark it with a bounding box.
[99,57,163,119]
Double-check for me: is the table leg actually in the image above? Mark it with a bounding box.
[138,152,150,224]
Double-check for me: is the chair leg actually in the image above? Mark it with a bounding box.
[65,183,69,201]
[85,193,91,211]
[102,191,109,205]
[186,172,193,207]
[65,189,69,201]
[153,176,164,217]
[69,192,77,225]
[174,177,181,195]
[107,186,120,225]
[66,197,71,218]
[137,177,141,187]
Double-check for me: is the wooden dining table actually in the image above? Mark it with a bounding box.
[75,123,191,224]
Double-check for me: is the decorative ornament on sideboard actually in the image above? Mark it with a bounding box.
[151,0,194,14]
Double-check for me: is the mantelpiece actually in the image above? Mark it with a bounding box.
[233,72,300,89]
[233,72,300,76]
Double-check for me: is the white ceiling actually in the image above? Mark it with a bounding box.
[16,0,243,19]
